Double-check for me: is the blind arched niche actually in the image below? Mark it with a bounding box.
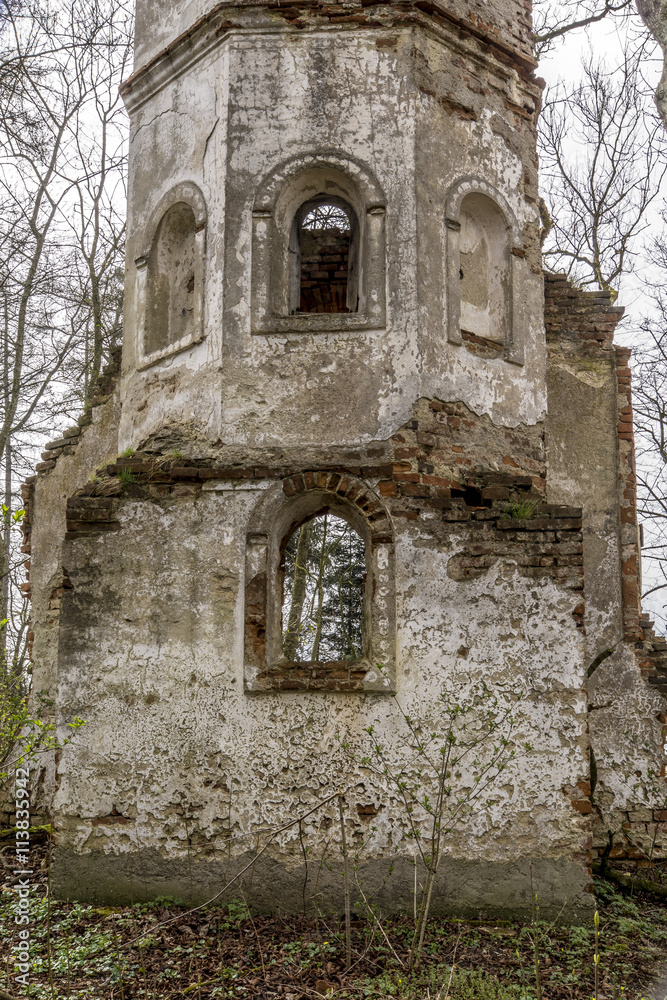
[445,178,525,366]
[134,182,207,370]
[146,202,198,354]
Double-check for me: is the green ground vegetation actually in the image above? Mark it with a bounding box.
[1,857,667,999]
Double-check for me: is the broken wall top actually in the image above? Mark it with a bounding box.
[130,0,537,77]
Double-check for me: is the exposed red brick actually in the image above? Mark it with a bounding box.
[378,481,397,496]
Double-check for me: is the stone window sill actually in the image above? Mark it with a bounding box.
[137,331,205,371]
[251,313,378,336]
[245,658,394,693]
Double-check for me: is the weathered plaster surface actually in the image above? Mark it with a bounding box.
[53,849,590,919]
[546,354,623,645]
[50,486,592,916]
[30,405,120,697]
[545,281,666,861]
[132,0,537,73]
[24,0,666,918]
[120,13,546,458]
[24,374,121,823]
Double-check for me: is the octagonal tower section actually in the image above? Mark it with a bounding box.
[118,0,546,463]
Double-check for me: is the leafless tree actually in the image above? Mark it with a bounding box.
[0,0,131,675]
[631,228,667,627]
[531,1,667,161]
[635,0,667,128]
[537,11,667,625]
[539,47,667,295]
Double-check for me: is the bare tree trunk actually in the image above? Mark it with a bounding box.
[283,522,313,660]
[311,515,328,662]
[84,320,89,401]
[0,288,9,671]
[0,0,131,686]
[539,50,666,293]
[86,258,104,404]
[74,95,127,403]
[1,439,11,668]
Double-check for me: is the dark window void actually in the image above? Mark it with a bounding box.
[290,197,359,314]
[146,202,197,354]
[282,512,365,662]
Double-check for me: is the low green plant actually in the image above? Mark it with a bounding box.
[1,695,85,784]
[150,894,188,908]
[359,966,536,999]
[1,874,664,999]
[118,467,138,484]
[501,497,538,520]
[593,908,600,1000]
[1,648,85,784]
[120,446,135,458]
[1,893,126,983]
[281,938,337,967]
[446,970,536,1000]
[1,503,24,528]
[219,898,250,930]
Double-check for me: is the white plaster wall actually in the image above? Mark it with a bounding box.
[546,344,667,853]
[54,490,588,874]
[39,2,603,915]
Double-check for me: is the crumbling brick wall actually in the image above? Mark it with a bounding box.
[545,272,667,866]
[299,232,350,313]
[23,375,598,916]
[20,0,622,918]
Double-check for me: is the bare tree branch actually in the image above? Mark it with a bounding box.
[0,0,131,679]
[539,46,667,295]
[635,0,667,129]
[534,0,634,51]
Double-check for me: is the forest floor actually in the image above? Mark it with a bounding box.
[2,840,667,1000]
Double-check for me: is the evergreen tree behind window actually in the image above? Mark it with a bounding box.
[282,513,364,662]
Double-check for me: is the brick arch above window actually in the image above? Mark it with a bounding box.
[250,153,386,336]
[444,177,525,366]
[244,472,396,693]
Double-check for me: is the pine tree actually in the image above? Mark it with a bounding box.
[282,513,364,662]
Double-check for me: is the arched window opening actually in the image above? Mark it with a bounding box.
[303,203,350,231]
[291,197,358,314]
[458,193,510,348]
[146,202,198,355]
[281,512,365,662]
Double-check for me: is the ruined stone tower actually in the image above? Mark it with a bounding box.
[21,0,667,917]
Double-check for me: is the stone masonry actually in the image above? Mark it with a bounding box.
[18,0,667,918]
